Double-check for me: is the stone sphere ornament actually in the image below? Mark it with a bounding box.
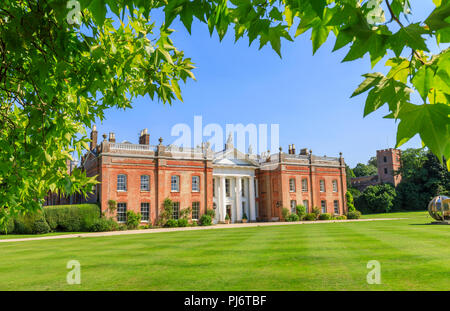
[428,195,450,222]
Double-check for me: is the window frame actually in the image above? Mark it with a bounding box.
[192,176,200,192]
[225,178,231,197]
[290,200,297,213]
[303,200,309,213]
[332,180,338,192]
[302,178,308,192]
[289,178,296,192]
[141,202,150,222]
[321,200,327,213]
[117,174,127,192]
[192,202,200,220]
[140,175,150,192]
[319,180,326,192]
[333,200,339,215]
[117,203,127,223]
[171,175,180,192]
[172,202,180,220]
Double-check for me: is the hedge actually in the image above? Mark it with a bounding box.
[13,210,50,234]
[44,204,100,232]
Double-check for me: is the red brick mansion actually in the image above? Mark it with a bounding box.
[56,127,348,225]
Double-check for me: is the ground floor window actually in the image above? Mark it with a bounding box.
[334,200,339,214]
[303,200,309,213]
[172,202,180,220]
[117,203,127,223]
[141,203,150,222]
[290,200,296,213]
[321,200,327,214]
[192,202,200,220]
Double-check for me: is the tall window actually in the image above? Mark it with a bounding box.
[172,202,180,220]
[289,178,296,192]
[192,176,200,192]
[303,200,309,213]
[171,175,180,192]
[213,179,216,197]
[117,174,127,191]
[141,175,150,191]
[320,180,325,192]
[384,168,388,174]
[290,200,297,213]
[242,202,246,216]
[332,180,338,192]
[383,156,387,162]
[241,179,245,197]
[321,200,327,213]
[302,178,308,192]
[334,200,339,214]
[117,203,127,222]
[192,202,200,220]
[141,203,150,222]
[225,179,231,197]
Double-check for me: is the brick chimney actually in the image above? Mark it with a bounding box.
[90,125,98,150]
[108,132,116,143]
[139,128,150,145]
[291,144,296,154]
[288,144,292,154]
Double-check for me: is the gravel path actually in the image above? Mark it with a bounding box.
[0,218,405,243]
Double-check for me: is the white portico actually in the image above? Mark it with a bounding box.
[212,137,258,224]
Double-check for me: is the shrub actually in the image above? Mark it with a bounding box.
[281,208,290,220]
[312,206,321,217]
[296,205,306,218]
[139,225,150,229]
[14,210,50,234]
[242,213,248,220]
[347,210,362,219]
[286,213,300,222]
[199,214,212,226]
[304,213,317,221]
[225,214,230,221]
[177,218,188,227]
[165,219,178,228]
[32,218,51,234]
[118,224,127,231]
[158,198,173,226]
[206,209,215,218]
[89,218,118,232]
[318,213,332,220]
[190,221,198,227]
[126,210,141,229]
[44,204,100,232]
[336,215,347,220]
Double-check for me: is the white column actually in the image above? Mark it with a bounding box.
[236,177,242,222]
[220,176,226,222]
[249,176,256,221]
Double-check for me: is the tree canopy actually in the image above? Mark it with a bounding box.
[0,0,449,220]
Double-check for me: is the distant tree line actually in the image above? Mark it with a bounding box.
[347,149,450,214]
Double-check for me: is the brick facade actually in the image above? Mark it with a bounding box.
[73,129,348,225]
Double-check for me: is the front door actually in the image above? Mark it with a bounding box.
[226,205,232,221]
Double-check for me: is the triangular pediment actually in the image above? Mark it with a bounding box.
[213,148,258,167]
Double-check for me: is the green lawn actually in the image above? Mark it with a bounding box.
[0,211,448,290]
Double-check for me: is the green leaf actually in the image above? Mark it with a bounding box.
[411,65,436,101]
[396,103,450,162]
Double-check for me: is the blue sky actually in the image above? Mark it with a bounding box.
[92,0,445,168]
